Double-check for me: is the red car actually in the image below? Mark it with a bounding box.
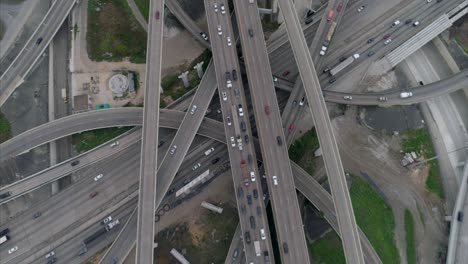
[337,2,343,12]
[282,70,290,77]
[264,105,270,115]
[289,123,295,132]
[89,191,98,198]
[155,11,160,20]
[240,159,246,165]
[327,10,335,21]
[383,33,390,39]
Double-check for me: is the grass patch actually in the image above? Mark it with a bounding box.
[0,111,12,144]
[405,209,416,264]
[261,15,280,33]
[134,0,150,21]
[455,36,468,53]
[402,128,444,198]
[308,231,346,264]
[87,0,147,63]
[350,175,400,263]
[72,127,132,153]
[289,128,319,175]
[155,207,238,263]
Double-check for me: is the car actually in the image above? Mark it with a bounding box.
[110,141,119,147]
[232,70,238,81]
[94,174,103,181]
[183,178,191,185]
[319,46,327,56]
[405,19,412,24]
[220,4,226,14]
[0,191,12,199]
[247,194,252,204]
[283,242,289,253]
[192,163,201,171]
[260,228,266,240]
[367,38,374,44]
[256,206,262,215]
[305,15,314,24]
[213,3,218,12]
[250,171,256,182]
[282,70,290,77]
[339,56,347,62]
[166,188,175,196]
[71,160,80,166]
[36,37,43,45]
[226,115,232,126]
[33,212,42,219]
[155,11,160,20]
[384,38,392,45]
[47,257,57,264]
[272,175,278,185]
[238,187,244,198]
[253,189,258,199]
[211,157,220,164]
[378,96,388,102]
[458,211,464,222]
[292,100,298,107]
[45,251,55,259]
[227,80,232,88]
[8,246,18,254]
[337,2,343,12]
[234,88,240,97]
[276,136,282,146]
[273,76,278,82]
[400,91,413,98]
[225,71,231,80]
[230,137,236,147]
[250,216,256,229]
[190,105,198,114]
[238,104,244,116]
[244,232,251,243]
[200,32,209,41]
[233,249,239,260]
[427,0,432,2]
[103,216,112,224]
[289,123,295,132]
[89,191,98,198]
[217,25,222,35]
[170,145,177,155]
[227,36,232,46]
[357,5,365,12]
[264,105,270,115]
[306,9,316,17]
[222,92,228,101]
[329,77,336,84]
[248,154,253,164]
[368,50,375,57]
[158,140,165,147]
[391,20,400,27]
[413,21,420,26]
[0,228,10,236]
[249,0,254,3]
[327,9,335,21]
[299,97,305,106]
[244,134,249,144]
[240,204,246,214]
[383,33,391,39]
[343,95,352,100]
[248,29,254,37]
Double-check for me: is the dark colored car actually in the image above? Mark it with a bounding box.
[250,216,256,229]
[458,212,464,222]
[155,11,160,20]
[337,2,343,12]
[244,232,251,243]
[238,186,244,198]
[306,9,315,17]
[33,212,42,219]
[305,16,313,24]
[329,77,336,84]
[0,228,10,236]
[47,257,57,264]
[282,70,290,77]
[232,69,238,81]
[367,38,374,44]
[158,140,165,147]
[0,192,12,199]
[405,19,412,24]
[89,191,98,198]
[276,136,282,145]
[241,121,246,131]
[71,160,80,166]
[166,188,175,196]
[36,37,43,45]
[248,29,254,37]
[383,33,390,39]
[247,194,252,205]
[367,50,375,57]
[241,204,246,214]
[253,189,258,199]
[264,251,270,262]
[211,157,220,164]
[339,56,347,62]
[323,67,330,73]
[225,71,231,81]
[256,206,262,215]
[264,105,270,115]
[292,100,297,107]
[248,154,253,164]
[283,242,289,253]
[244,134,249,144]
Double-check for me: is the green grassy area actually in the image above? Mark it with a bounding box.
[72,127,132,153]
[261,15,280,33]
[455,36,468,53]
[289,128,319,175]
[350,175,400,263]
[402,128,444,198]
[405,209,416,264]
[87,0,147,63]
[134,0,150,21]
[155,207,238,263]
[0,111,12,144]
[308,231,346,264]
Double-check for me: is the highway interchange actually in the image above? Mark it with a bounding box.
[0,0,467,263]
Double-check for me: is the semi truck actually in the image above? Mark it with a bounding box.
[324,21,337,45]
[0,235,9,245]
[254,241,261,256]
[329,54,360,76]
[231,105,241,137]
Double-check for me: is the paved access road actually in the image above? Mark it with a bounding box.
[0,0,77,106]
[136,0,165,262]
[277,0,364,262]
[234,1,309,263]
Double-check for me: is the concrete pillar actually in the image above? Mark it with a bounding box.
[178,71,190,88]
[48,40,59,195]
[193,62,204,79]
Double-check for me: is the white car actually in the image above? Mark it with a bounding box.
[103,216,112,224]
[260,229,266,240]
[272,175,278,185]
[110,141,119,147]
[400,91,413,98]
[357,5,365,12]
[230,137,236,147]
[190,105,197,114]
[250,171,256,182]
[299,97,305,106]
[319,46,327,56]
[226,115,232,126]
[413,21,420,26]
[391,20,400,27]
[213,3,218,12]
[222,92,228,101]
[94,173,103,181]
[227,36,232,46]
[217,25,222,35]
[343,95,352,100]
[273,77,278,82]
[384,38,392,45]
[227,80,232,88]
[45,251,55,259]
[8,246,18,254]
[220,4,226,14]
[192,163,201,171]
[200,32,209,41]
[170,145,177,155]
[238,104,244,116]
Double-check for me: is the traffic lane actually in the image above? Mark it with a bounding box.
[0,145,141,263]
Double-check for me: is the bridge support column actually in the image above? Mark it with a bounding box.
[193,62,204,79]
[178,71,190,88]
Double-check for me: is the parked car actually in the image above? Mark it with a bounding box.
[244,134,250,144]
[238,187,244,198]
[222,91,228,101]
